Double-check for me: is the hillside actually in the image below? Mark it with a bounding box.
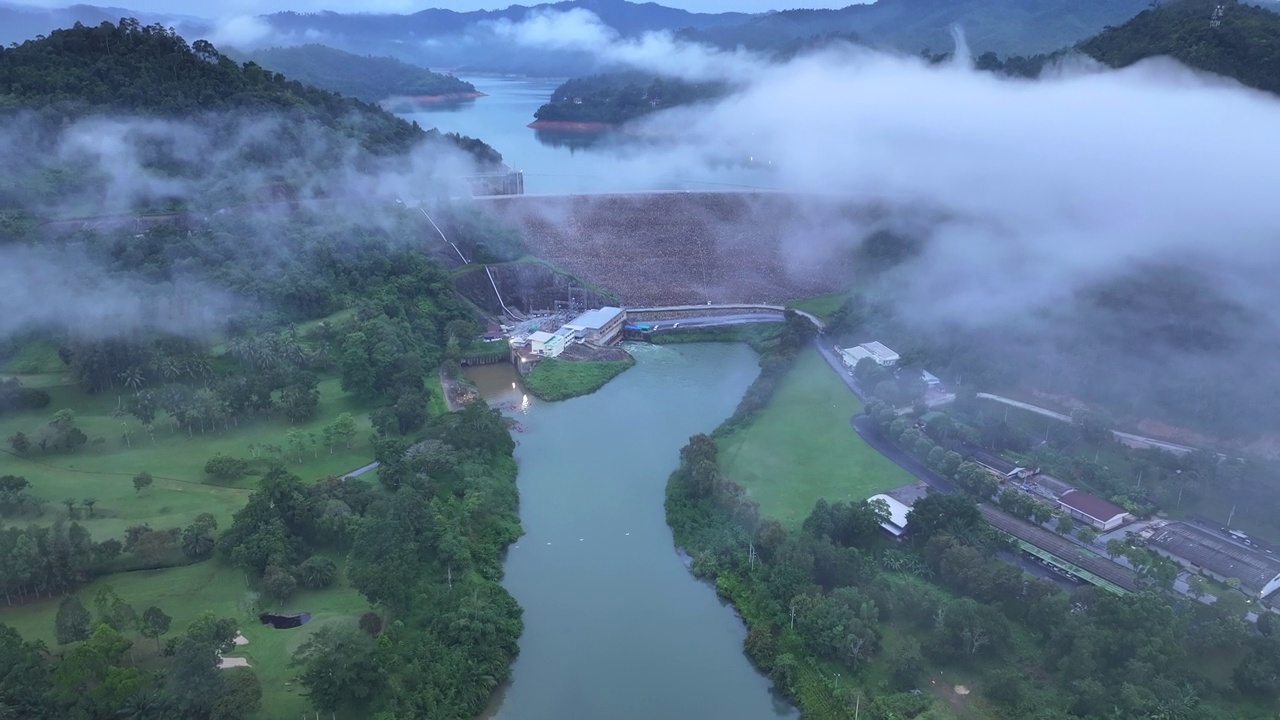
[681,0,1152,57]
[0,20,503,221]
[240,44,478,104]
[1079,0,1280,96]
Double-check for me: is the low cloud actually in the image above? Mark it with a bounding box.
[489,8,761,82]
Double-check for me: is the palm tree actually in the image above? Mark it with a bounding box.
[61,498,76,518]
[180,524,215,559]
[117,367,144,391]
[82,497,97,517]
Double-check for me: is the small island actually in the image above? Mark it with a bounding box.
[529,71,728,129]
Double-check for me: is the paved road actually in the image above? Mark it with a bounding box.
[976,393,1198,456]
[647,312,787,331]
[632,304,825,330]
[342,462,379,479]
[850,415,955,494]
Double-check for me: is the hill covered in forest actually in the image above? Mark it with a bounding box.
[238,44,479,104]
[1079,0,1280,96]
[0,19,502,225]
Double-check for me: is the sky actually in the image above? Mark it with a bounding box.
[12,0,870,16]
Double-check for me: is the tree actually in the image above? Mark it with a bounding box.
[204,454,249,481]
[296,556,337,589]
[131,529,177,564]
[906,492,982,544]
[61,498,77,518]
[331,412,358,449]
[140,605,172,651]
[358,612,383,636]
[1056,513,1075,535]
[1078,526,1098,544]
[8,432,29,454]
[292,624,386,713]
[262,564,296,602]
[210,667,262,720]
[181,522,216,559]
[82,497,97,517]
[132,472,154,494]
[55,595,92,644]
[164,613,238,718]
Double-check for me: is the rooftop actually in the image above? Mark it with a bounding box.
[861,341,899,363]
[528,331,555,343]
[868,493,913,536]
[1149,522,1280,594]
[567,306,625,330]
[1058,489,1126,523]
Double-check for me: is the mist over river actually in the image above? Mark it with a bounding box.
[467,343,797,720]
[395,75,778,195]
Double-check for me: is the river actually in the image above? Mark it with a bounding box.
[395,75,778,195]
[467,343,797,720]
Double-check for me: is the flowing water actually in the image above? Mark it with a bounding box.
[468,343,798,720]
[396,75,778,195]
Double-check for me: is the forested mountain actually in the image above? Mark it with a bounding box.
[533,72,727,125]
[681,0,1152,56]
[236,44,477,104]
[1079,0,1280,96]
[0,20,502,225]
[0,15,527,720]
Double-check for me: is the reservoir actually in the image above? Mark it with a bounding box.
[469,342,797,720]
[396,75,777,195]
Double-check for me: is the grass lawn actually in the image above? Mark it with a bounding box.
[0,373,378,542]
[3,558,371,720]
[522,357,635,401]
[718,348,913,527]
[786,292,849,322]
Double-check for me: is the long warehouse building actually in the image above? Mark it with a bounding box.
[1148,522,1280,599]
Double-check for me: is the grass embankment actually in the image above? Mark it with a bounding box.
[521,357,635,401]
[786,292,849,322]
[2,558,371,719]
[717,347,913,527]
[651,323,782,350]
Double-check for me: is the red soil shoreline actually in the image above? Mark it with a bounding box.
[527,120,614,131]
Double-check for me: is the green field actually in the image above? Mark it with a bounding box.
[0,362,386,719]
[522,357,635,401]
[2,558,371,719]
[0,372,378,541]
[785,292,849,322]
[717,348,913,527]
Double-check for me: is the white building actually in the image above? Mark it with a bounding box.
[840,341,900,371]
[867,494,913,538]
[561,306,626,344]
[527,331,569,358]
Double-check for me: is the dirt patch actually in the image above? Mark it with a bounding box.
[482,192,887,306]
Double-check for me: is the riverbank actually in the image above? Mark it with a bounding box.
[526,119,614,131]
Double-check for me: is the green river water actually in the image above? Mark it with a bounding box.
[468,342,798,720]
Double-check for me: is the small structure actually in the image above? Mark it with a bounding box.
[1057,489,1128,531]
[483,323,504,342]
[921,370,942,386]
[839,341,899,370]
[867,493,913,538]
[259,612,311,629]
[562,306,626,344]
[1149,522,1280,599]
[527,331,569,358]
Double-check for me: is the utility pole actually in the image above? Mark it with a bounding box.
[1228,503,1237,527]
[854,694,861,720]
[789,602,796,630]
[748,542,756,570]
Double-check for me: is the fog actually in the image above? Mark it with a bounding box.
[0,109,483,340]
[498,9,1280,329]
[485,9,1280,441]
